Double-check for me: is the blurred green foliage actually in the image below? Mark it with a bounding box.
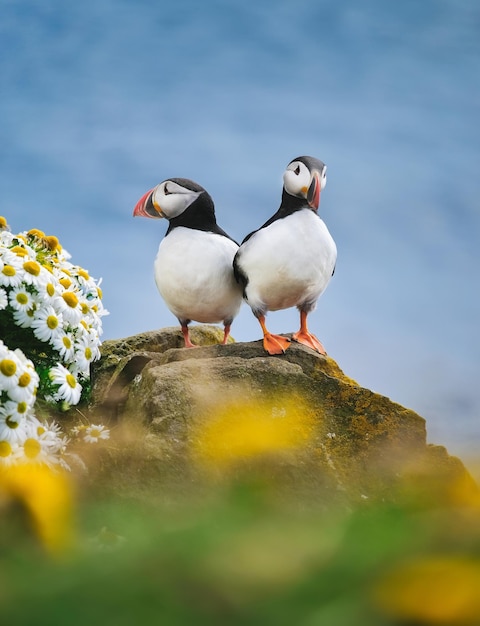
[1,467,479,626]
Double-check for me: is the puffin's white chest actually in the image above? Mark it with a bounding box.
[238,210,337,312]
[154,227,242,323]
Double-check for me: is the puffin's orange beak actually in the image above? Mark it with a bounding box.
[133,189,163,218]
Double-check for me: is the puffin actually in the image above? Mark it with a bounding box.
[233,155,337,355]
[133,178,243,347]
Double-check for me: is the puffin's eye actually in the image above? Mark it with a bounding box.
[294,165,300,175]
[164,183,171,195]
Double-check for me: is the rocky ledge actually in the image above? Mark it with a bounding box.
[89,325,476,505]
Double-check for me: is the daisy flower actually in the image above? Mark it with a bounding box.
[31,305,63,343]
[0,256,23,288]
[83,424,110,444]
[0,440,21,467]
[71,335,101,377]
[18,435,61,468]
[50,329,76,362]
[40,280,58,305]
[0,350,21,391]
[0,405,28,444]
[12,305,37,328]
[9,285,35,312]
[54,289,83,325]
[22,259,50,288]
[0,398,31,424]
[49,363,82,405]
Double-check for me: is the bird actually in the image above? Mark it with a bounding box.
[133,177,243,348]
[233,155,337,356]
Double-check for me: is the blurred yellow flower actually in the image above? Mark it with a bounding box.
[0,464,74,556]
[192,394,315,468]
[373,555,480,624]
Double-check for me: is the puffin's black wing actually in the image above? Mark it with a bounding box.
[233,248,248,295]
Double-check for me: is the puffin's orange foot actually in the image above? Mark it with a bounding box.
[293,330,326,354]
[263,333,291,355]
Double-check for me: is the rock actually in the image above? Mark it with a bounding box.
[89,325,476,505]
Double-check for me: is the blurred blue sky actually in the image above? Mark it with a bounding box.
[1,0,479,459]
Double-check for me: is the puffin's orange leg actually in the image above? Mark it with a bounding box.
[181,324,196,348]
[257,314,291,355]
[221,323,232,345]
[293,310,326,354]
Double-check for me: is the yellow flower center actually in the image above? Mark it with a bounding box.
[78,268,89,280]
[24,438,41,459]
[90,428,101,439]
[97,287,103,299]
[27,228,45,238]
[84,347,92,360]
[81,303,89,314]
[62,292,78,308]
[59,277,71,289]
[66,374,77,389]
[17,402,28,414]
[46,283,55,297]
[2,265,16,277]
[11,245,28,256]
[0,216,8,229]
[23,260,41,276]
[45,235,60,250]
[0,359,17,377]
[37,426,46,436]
[62,336,72,349]
[18,372,32,387]
[46,315,59,330]
[0,441,12,457]
[6,416,19,429]
[16,292,29,305]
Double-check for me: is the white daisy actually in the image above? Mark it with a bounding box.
[22,259,50,287]
[0,351,21,391]
[49,363,82,405]
[53,289,83,324]
[31,305,63,343]
[18,435,61,468]
[9,241,36,261]
[9,285,35,312]
[1,398,31,421]
[0,440,21,467]
[83,424,110,444]
[12,305,37,328]
[71,335,101,377]
[0,405,28,444]
[28,418,68,456]
[50,329,76,362]
[0,257,23,288]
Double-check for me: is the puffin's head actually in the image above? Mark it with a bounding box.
[133,178,207,220]
[282,156,327,211]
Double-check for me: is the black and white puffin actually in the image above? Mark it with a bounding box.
[233,156,337,355]
[133,178,243,347]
